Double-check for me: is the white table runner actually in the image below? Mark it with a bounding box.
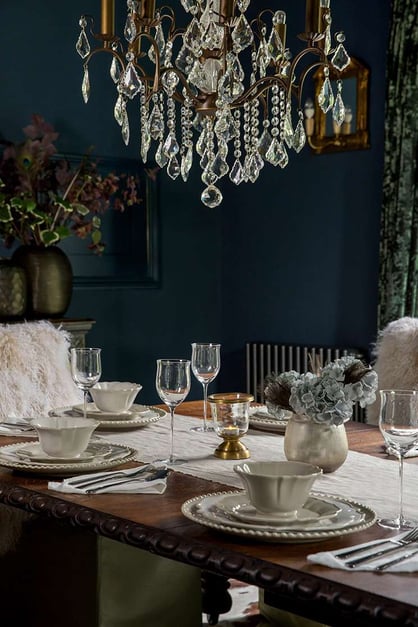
[99,414,418,520]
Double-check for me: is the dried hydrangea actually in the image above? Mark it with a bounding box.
[264,355,378,426]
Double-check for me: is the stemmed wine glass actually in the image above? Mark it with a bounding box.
[378,389,418,530]
[190,343,221,433]
[155,359,191,465]
[70,347,102,419]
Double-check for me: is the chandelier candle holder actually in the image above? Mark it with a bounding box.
[209,392,253,459]
[77,0,350,206]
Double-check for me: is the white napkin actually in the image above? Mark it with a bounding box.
[307,531,418,572]
[0,416,36,437]
[48,466,168,495]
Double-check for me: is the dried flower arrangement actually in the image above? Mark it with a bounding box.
[264,355,378,426]
[0,114,141,254]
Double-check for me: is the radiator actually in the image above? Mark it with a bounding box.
[246,342,367,422]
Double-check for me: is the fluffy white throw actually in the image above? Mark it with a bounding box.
[0,321,82,555]
[367,316,418,424]
[0,320,82,420]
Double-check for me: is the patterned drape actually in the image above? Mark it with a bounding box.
[378,0,418,329]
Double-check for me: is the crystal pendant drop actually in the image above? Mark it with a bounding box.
[231,14,254,52]
[118,62,142,99]
[218,69,244,104]
[331,44,351,72]
[318,77,334,113]
[265,138,280,166]
[163,133,180,158]
[196,131,207,156]
[175,46,189,73]
[124,14,137,43]
[283,114,294,149]
[141,128,151,162]
[110,56,122,83]
[229,159,245,185]
[237,0,251,11]
[258,129,273,158]
[201,168,218,186]
[114,94,125,126]
[245,154,261,183]
[167,156,180,180]
[211,153,229,178]
[76,29,90,59]
[184,18,203,55]
[324,26,332,55]
[267,29,283,64]
[156,141,168,167]
[293,119,306,153]
[181,0,199,14]
[149,24,166,63]
[332,92,346,126]
[204,21,223,50]
[82,66,90,103]
[149,104,164,140]
[278,143,289,169]
[121,110,130,145]
[201,185,223,208]
[181,146,193,181]
[162,70,179,93]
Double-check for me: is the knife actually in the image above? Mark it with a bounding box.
[376,548,418,571]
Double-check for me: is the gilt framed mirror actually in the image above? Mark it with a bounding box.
[305,57,370,154]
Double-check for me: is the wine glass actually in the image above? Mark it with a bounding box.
[70,347,102,419]
[190,342,221,433]
[378,389,418,530]
[155,359,191,465]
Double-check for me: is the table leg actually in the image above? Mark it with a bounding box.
[201,571,232,625]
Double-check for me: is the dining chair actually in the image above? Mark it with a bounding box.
[0,320,202,627]
[366,316,418,424]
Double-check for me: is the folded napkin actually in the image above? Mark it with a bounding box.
[48,465,169,495]
[307,531,418,572]
[0,417,36,437]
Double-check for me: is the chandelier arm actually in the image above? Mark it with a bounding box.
[286,46,326,98]
[251,9,274,34]
[296,60,328,109]
[231,74,288,109]
[84,46,126,70]
[131,32,162,93]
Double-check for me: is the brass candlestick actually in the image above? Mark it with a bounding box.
[208,393,253,460]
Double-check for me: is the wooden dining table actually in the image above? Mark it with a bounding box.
[0,401,417,627]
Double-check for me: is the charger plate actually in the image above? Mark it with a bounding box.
[181,491,376,543]
[0,441,137,476]
[51,406,166,430]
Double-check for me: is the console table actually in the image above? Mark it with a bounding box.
[49,317,96,347]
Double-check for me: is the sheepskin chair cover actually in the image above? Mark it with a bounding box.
[0,321,83,555]
[0,320,82,420]
[367,317,418,424]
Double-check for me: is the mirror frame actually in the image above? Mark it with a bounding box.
[307,57,370,154]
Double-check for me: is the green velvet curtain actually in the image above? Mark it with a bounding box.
[378,0,418,329]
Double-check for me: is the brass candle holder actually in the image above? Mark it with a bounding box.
[208,393,254,460]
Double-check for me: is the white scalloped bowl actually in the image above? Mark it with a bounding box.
[90,381,142,413]
[233,461,322,520]
[31,416,99,459]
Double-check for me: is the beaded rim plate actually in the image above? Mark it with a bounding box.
[0,441,137,476]
[50,406,166,430]
[181,491,377,543]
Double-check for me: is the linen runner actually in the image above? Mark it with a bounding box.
[98,413,417,520]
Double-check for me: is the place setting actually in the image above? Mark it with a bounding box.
[248,404,293,434]
[181,460,377,543]
[51,347,166,430]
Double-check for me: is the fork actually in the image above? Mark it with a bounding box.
[336,526,418,560]
[66,464,154,490]
[344,527,418,568]
[85,468,169,493]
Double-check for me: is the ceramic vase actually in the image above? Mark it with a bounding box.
[283,414,348,473]
[12,245,73,318]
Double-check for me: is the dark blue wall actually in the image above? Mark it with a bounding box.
[0,0,390,403]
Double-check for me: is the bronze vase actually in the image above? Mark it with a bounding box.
[12,245,73,318]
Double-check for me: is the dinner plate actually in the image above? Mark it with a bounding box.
[181,491,376,543]
[248,413,289,434]
[50,406,166,430]
[14,441,113,464]
[223,494,341,525]
[0,441,137,476]
[72,403,153,421]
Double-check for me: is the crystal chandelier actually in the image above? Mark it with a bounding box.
[76,0,350,207]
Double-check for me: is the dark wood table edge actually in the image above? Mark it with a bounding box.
[1,481,418,627]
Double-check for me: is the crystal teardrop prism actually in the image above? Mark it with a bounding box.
[332,92,346,126]
[110,56,122,83]
[167,156,180,180]
[211,153,229,178]
[181,0,199,14]
[283,114,294,149]
[201,185,223,208]
[118,62,142,99]
[181,146,193,181]
[292,119,306,153]
[318,77,334,113]
[114,94,125,126]
[82,66,90,103]
[141,128,151,162]
[149,104,164,140]
[331,43,351,72]
[76,29,90,59]
[124,14,137,43]
[121,111,130,145]
[149,23,166,63]
[231,14,254,53]
[156,141,169,167]
[229,159,245,185]
[163,133,180,158]
[203,21,223,50]
[201,168,218,186]
[237,0,251,11]
[258,129,273,158]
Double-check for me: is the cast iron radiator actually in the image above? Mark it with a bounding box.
[245,342,368,422]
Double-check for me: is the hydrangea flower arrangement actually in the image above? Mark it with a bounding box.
[264,355,378,426]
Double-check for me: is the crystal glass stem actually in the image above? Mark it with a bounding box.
[202,381,209,431]
[169,406,175,464]
[83,389,88,420]
[399,453,405,528]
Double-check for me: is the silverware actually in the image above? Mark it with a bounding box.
[336,526,418,560]
[66,464,155,489]
[85,468,169,493]
[376,548,418,571]
[344,528,418,568]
